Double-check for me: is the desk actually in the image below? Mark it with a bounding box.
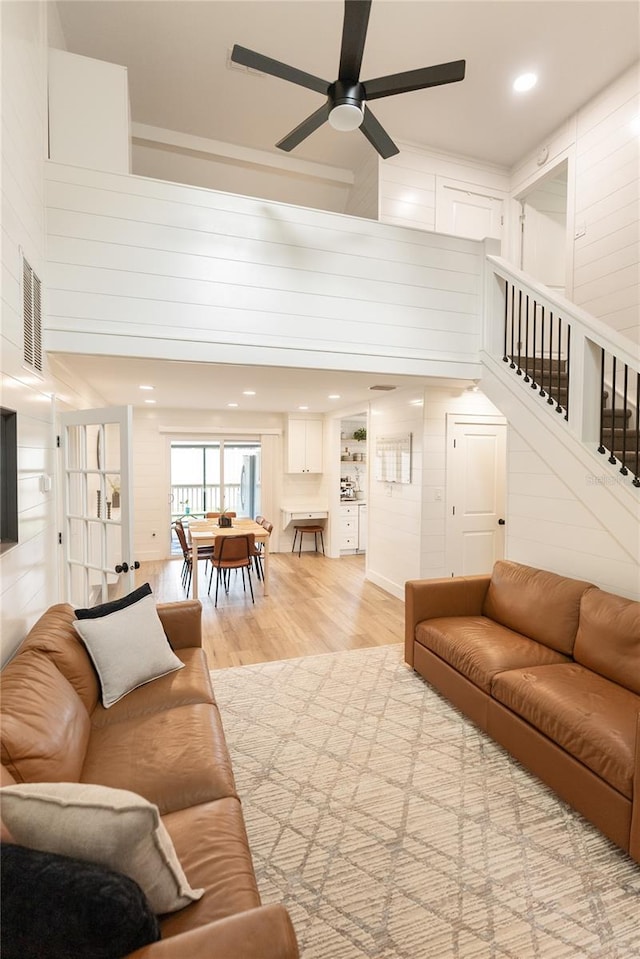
[188,521,270,600]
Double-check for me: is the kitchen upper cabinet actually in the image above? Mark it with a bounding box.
[287,418,323,473]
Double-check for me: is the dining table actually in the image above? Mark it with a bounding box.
[187,519,270,600]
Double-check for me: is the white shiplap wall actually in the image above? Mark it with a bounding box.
[0,1,57,663]
[365,388,425,599]
[44,163,483,380]
[506,428,639,599]
[510,64,639,345]
[573,64,640,343]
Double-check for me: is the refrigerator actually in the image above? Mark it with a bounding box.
[240,453,261,519]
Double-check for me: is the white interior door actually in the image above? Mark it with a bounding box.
[446,415,506,576]
[60,406,135,607]
[436,179,504,241]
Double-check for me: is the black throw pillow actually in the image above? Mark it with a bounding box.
[75,582,152,620]
[0,843,161,959]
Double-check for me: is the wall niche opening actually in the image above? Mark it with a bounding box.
[1,408,18,550]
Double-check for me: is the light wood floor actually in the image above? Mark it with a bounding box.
[136,552,405,669]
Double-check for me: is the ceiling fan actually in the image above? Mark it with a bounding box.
[231,0,465,159]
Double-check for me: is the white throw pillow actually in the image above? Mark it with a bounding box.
[0,782,204,914]
[73,593,184,708]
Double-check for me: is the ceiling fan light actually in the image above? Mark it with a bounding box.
[329,103,364,132]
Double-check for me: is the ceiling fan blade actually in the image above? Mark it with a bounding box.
[276,102,331,152]
[338,0,372,82]
[363,59,466,100]
[231,45,329,95]
[360,106,399,159]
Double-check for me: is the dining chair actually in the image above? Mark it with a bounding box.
[205,511,237,519]
[207,533,256,607]
[173,520,193,593]
[252,518,273,580]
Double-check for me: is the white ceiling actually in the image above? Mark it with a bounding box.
[55,0,640,170]
[50,1,639,413]
[52,354,453,413]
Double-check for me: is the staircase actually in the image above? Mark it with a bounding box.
[498,273,640,489]
[513,357,639,480]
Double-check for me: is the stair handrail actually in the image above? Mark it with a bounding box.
[483,254,639,488]
[484,255,639,372]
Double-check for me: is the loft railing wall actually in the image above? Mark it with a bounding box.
[483,255,640,489]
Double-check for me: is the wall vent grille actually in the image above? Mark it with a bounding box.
[22,255,43,373]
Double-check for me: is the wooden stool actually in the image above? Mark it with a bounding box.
[292,524,325,557]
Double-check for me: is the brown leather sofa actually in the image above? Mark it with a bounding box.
[405,560,640,863]
[0,600,300,959]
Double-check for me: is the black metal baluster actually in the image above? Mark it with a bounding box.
[608,356,617,464]
[509,285,516,369]
[531,301,538,390]
[597,347,606,455]
[564,325,571,422]
[547,313,555,405]
[555,317,564,413]
[523,295,530,383]
[517,289,523,375]
[539,307,546,398]
[502,281,510,363]
[620,364,629,475]
[633,371,640,487]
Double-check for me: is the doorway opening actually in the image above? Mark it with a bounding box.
[170,440,261,553]
[518,160,568,295]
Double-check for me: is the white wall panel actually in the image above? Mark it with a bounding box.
[572,66,638,339]
[1,1,56,664]
[45,163,484,377]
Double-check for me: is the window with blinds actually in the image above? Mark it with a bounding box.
[22,255,43,373]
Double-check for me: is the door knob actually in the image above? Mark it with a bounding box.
[115,562,129,573]
[498,518,506,526]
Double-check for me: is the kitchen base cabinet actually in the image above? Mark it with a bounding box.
[339,503,366,553]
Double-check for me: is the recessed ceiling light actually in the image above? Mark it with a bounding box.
[328,394,341,400]
[139,384,154,391]
[144,399,156,404]
[227,402,238,408]
[242,390,256,396]
[513,72,537,93]
[298,405,309,411]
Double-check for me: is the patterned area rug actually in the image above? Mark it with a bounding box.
[213,645,640,959]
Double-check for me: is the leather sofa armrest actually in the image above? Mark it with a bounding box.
[630,710,640,864]
[127,904,299,959]
[156,601,203,650]
[405,575,491,667]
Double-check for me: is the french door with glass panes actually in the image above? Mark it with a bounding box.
[60,406,135,607]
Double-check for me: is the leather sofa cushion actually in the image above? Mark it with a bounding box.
[491,664,638,798]
[0,650,90,783]
[19,603,100,714]
[159,797,261,936]
[415,616,568,693]
[81,703,237,814]
[90,648,215,727]
[573,589,640,696]
[482,561,594,655]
